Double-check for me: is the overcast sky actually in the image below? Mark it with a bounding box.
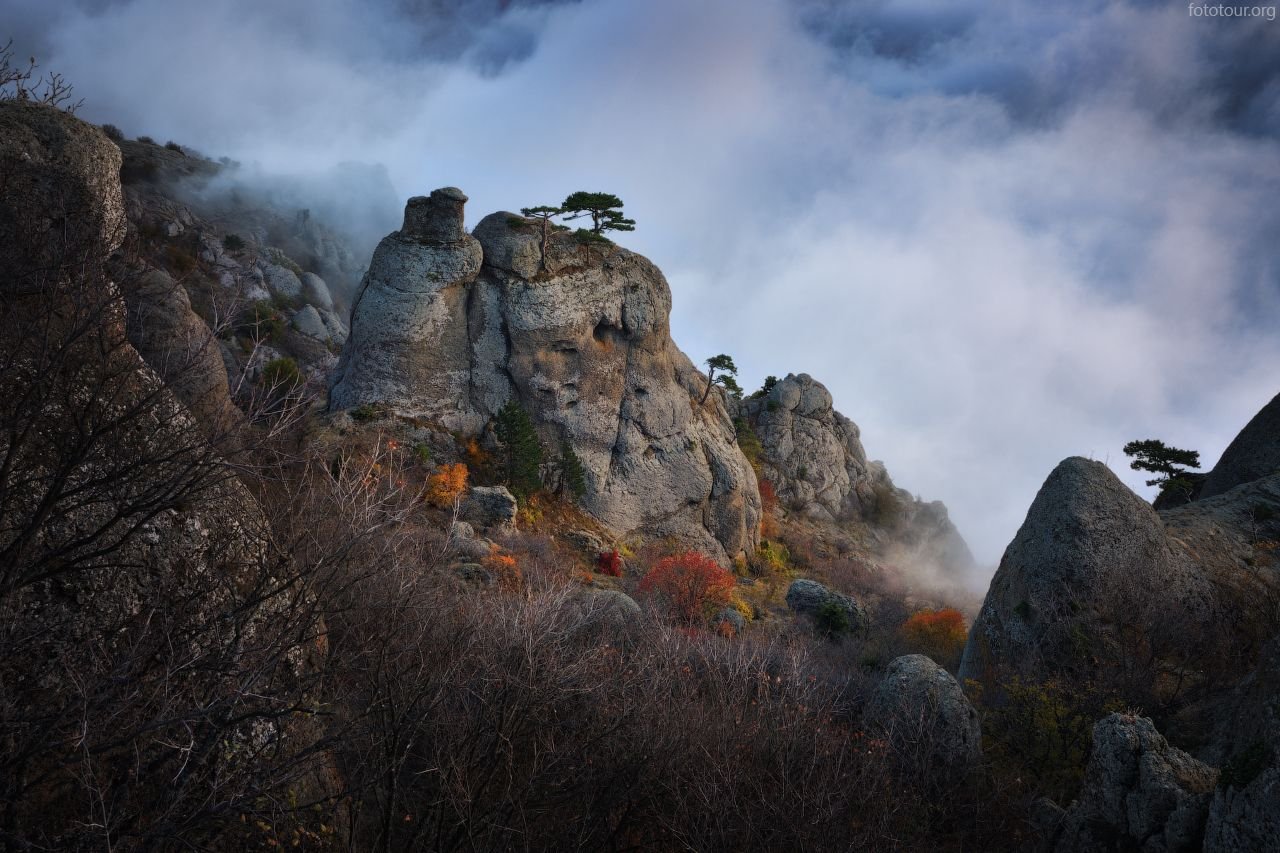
[7,0,1280,578]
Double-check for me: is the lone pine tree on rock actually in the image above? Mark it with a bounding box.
[1123,438,1201,503]
[700,354,740,404]
[560,191,635,236]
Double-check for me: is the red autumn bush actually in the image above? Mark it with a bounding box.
[758,479,778,512]
[900,607,968,670]
[597,549,623,577]
[638,551,736,624]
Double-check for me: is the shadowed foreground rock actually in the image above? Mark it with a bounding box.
[865,654,982,773]
[1050,714,1217,853]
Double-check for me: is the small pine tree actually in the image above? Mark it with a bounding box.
[699,354,739,404]
[559,441,587,501]
[495,400,544,499]
[519,205,561,269]
[1123,439,1200,501]
[560,191,636,235]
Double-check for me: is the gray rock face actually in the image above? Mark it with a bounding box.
[1201,391,1280,500]
[1054,715,1218,853]
[1203,636,1280,852]
[328,189,483,422]
[959,457,1217,690]
[865,654,982,773]
[301,272,334,310]
[785,578,867,631]
[0,101,126,285]
[461,485,518,530]
[258,259,303,299]
[292,304,330,340]
[331,198,761,562]
[745,373,872,521]
[122,268,240,440]
[742,373,973,575]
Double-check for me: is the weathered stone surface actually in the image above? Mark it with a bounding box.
[785,578,867,631]
[331,199,760,562]
[959,457,1217,690]
[742,373,973,575]
[461,485,518,530]
[259,259,302,299]
[122,268,240,439]
[301,271,334,310]
[1201,391,1280,500]
[0,100,126,283]
[291,304,330,340]
[1054,715,1217,853]
[328,192,483,421]
[865,654,982,772]
[1202,636,1280,852]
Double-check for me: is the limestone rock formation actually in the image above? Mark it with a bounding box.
[122,268,240,439]
[1052,715,1218,853]
[1,101,318,845]
[959,457,1219,690]
[1200,391,1280,500]
[1202,636,1280,852]
[741,373,974,575]
[865,654,982,773]
[462,485,519,530]
[1,100,126,282]
[331,197,761,561]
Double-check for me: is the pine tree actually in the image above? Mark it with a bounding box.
[560,191,636,236]
[559,441,587,501]
[1123,439,1201,502]
[495,400,544,498]
[519,205,561,269]
[699,354,740,404]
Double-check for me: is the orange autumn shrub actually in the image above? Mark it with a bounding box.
[638,551,736,624]
[482,544,521,589]
[900,608,968,670]
[426,462,468,507]
[758,479,778,512]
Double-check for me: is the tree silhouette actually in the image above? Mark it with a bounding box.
[1123,439,1201,502]
[700,354,740,404]
[560,191,635,236]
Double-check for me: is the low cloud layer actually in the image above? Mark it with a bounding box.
[8,0,1280,582]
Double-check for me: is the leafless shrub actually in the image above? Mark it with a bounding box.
[0,39,82,113]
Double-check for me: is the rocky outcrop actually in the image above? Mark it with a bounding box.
[1,101,319,845]
[959,457,1221,690]
[785,578,867,631]
[742,373,973,575]
[331,197,761,562]
[1,100,126,283]
[1202,636,1280,851]
[122,268,241,439]
[1200,391,1280,500]
[461,485,519,530]
[1051,714,1218,853]
[865,654,982,773]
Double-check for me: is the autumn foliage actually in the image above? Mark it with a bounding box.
[900,608,969,669]
[758,479,778,511]
[426,462,468,507]
[597,549,623,577]
[482,544,521,589]
[638,551,736,624]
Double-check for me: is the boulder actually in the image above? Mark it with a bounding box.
[259,259,303,299]
[292,304,330,340]
[1053,715,1218,853]
[0,100,126,285]
[583,588,643,621]
[122,268,240,440]
[959,457,1217,691]
[785,578,867,631]
[461,485,518,530]
[1200,391,1280,500]
[865,654,982,773]
[301,271,334,310]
